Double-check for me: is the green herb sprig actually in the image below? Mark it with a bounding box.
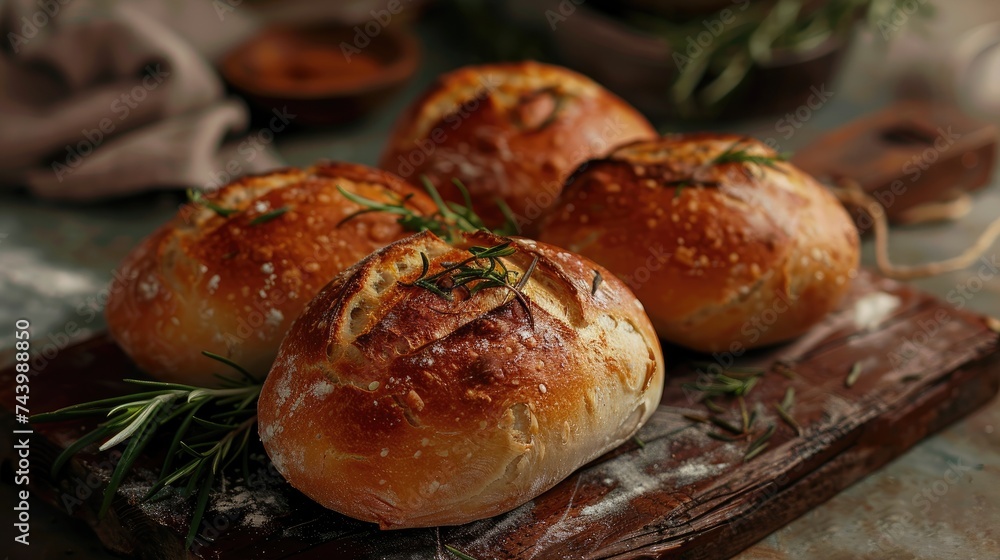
[187,189,238,217]
[712,140,789,170]
[33,352,262,549]
[682,362,785,462]
[337,177,519,243]
[404,241,538,327]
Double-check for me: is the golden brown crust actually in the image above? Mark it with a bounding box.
[104,163,437,385]
[258,231,664,528]
[379,61,656,229]
[537,133,861,352]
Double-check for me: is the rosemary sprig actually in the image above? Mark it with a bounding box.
[337,177,519,242]
[33,352,262,549]
[404,241,537,327]
[683,371,761,399]
[187,189,238,217]
[249,206,290,225]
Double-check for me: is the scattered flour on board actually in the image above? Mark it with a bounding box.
[211,485,289,529]
[853,292,901,331]
[579,458,729,518]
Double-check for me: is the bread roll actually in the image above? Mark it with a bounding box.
[537,134,860,352]
[258,230,664,528]
[379,61,656,230]
[104,163,436,386]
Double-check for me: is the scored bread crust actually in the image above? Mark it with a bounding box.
[537,133,861,352]
[258,230,664,529]
[378,61,656,229]
[103,163,437,385]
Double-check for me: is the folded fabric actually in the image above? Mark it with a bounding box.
[0,0,282,199]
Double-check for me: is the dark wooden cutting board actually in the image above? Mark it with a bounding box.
[2,270,998,560]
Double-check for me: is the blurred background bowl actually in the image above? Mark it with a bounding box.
[220,22,420,126]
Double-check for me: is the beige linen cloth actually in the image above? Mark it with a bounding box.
[0,0,282,200]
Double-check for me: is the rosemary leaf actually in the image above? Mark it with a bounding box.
[743,442,770,462]
[186,471,215,548]
[249,206,290,225]
[591,270,603,296]
[712,140,786,169]
[703,398,726,414]
[187,189,238,217]
[633,435,646,449]
[781,386,795,410]
[775,404,802,436]
[707,431,740,442]
[846,361,863,388]
[739,397,749,433]
[744,423,776,462]
[683,413,709,424]
[710,416,743,435]
[51,426,115,477]
[201,351,257,383]
[445,545,480,560]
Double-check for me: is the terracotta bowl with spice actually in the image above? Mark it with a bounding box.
[221,23,420,126]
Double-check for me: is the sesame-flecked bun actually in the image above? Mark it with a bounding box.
[258,230,664,528]
[537,134,860,352]
[379,61,656,230]
[104,163,436,385]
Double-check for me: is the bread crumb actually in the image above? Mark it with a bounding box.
[261,262,274,274]
[381,448,389,457]
[539,383,547,394]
